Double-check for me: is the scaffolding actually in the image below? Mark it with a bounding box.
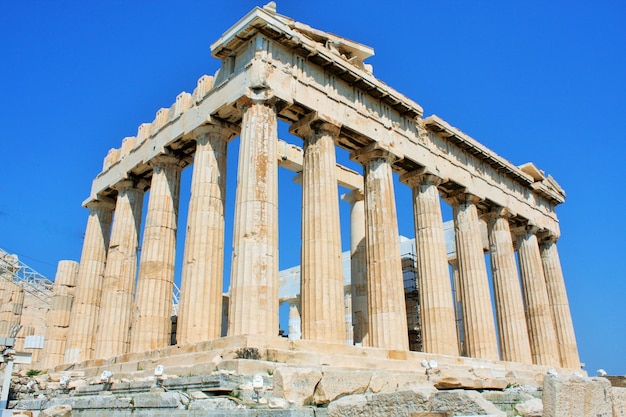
[401,253,422,352]
[0,248,53,304]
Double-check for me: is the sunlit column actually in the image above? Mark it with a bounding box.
[448,192,498,360]
[516,226,559,366]
[94,180,145,358]
[401,170,458,356]
[352,147,408,351]
[177,124,236,345]
[228,98,279,337]
[65,199,113,363]
[131,155,182,353]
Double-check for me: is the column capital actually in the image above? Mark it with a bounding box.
[191,120,239,143]
[538,230,560,244]
[149,153,185,169]
[112,178,149,193]
[236,95,279,112]
[511,223,540,237]
[351,143,397,165]
[443,188,482,206]
[84,197,115,211]
[289,112,341,139]
[341,188,364,204]
[480,206,513,222]
[400,167,444,187]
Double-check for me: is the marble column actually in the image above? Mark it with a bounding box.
[177,125,235,345]
[401,170,458,356]
[291,118,345,343]
[352,147,409,351]
[448,192,498,360]
[342,190,369,346]
[449,259,466,356]
[130,155,182,353]
[540,236,580,369]
[517,226,559,366]
[288,299,301,340]
[65,199,113,363]
[228,98,279,337]
[94,180,145,359]
[484,208,532,364]
[42,260,79,369]
[0,283,24,338]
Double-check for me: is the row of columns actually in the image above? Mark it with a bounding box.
[62,97,578,371]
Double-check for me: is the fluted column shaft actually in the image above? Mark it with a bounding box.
[228,99,279,336]
[65,201,113,363]
[540,238,580,369]
[0,283,24,337]
[449,193,498,360]
[353,148,408,351]
[295,119,345,343]
[42,261,79,369]
[131,155,182,353]
[517,228,559,366]
[485,210,532,363]
[178,125,234,345]
[402,171,458,355]
[342,190,369,346]
[94,181,145,358]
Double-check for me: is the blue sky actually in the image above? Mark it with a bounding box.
[1,1,625,374]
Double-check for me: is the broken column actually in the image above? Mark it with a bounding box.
[401,170,458,356]
[228,98,279,337]
[94,180,145,359]
[41,260,78,369]
[177,125,235,345]
[353,147,409,351]
[291,116,346,344]
[65,200,113,363]
[130,155,182,353]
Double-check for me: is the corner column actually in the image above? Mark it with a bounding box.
[228,98,279,337]
[342,190,369,346]
[352,147,409,351]
[291,116,345,343]
[65,199,113,363]
[540,236,580,369]
[484,208,532,364]
[41,260,79,369]
[177,124,236,345]
[94,180,146,358]
[401,170,458,356]
[130,155,182,353]
[516,226,559,366]
[447,192,498,360]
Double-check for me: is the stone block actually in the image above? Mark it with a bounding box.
[515,397,543,416]
[313,369,371,404]
[430,390,505,416]
[327,390,431,416]
[367,371,429,393]
[542,374,612,417]
[132,392,183,409]
[39,405,71,417]
[613,387,626,417]
[187,398,239,411]
[273,366,322,406]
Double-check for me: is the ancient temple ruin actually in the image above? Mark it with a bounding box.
[59,3,577,370]
[2,4,608,416]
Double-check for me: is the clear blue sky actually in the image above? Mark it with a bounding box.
[1,1,624,375]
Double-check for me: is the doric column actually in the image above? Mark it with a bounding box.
[0,283,24,338]
[448,259,466,356]
[94,180,145,359]
[516,226,559,366]
[177,124,236,345]
[352,147,409,351]
[65,199,113,363]
[447,192,498,360]
[288,299,301,340]
[540,236,580,369]
[290,116,345,343]
[228,98,279,337]
[130,155,182,353]
[401,170,458,356]
[42,260,79,369]
[483,208,532,364]
[342,190,369,346]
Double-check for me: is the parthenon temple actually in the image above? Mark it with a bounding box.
[2,4,587,409]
